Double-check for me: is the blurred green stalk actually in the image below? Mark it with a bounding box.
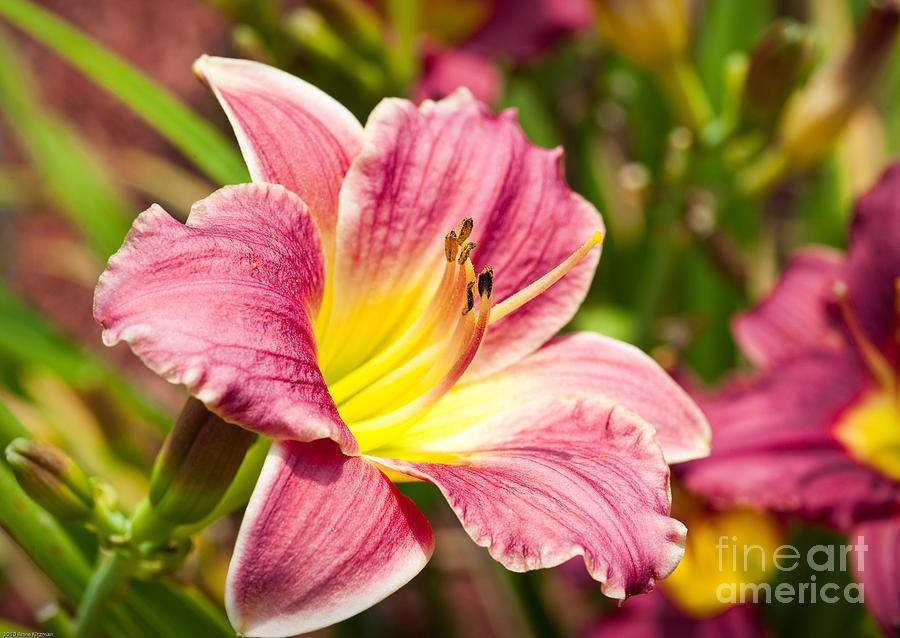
[655,58,714,135]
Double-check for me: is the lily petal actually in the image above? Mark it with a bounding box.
[324,89,602,380]
[193,55,364,260]
[845,162,900,349]
[732,247,845,369]
[371,396,686,600]
[681,353,900,529]
[389,332,710,463]
[414,44,503,104]
[852,516,900,637]
[226,439,434,637]
[94,183,355,451]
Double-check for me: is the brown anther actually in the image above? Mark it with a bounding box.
[478,266,494,298]
[457,218,474,244]
[445,231,459,262]
[457,241,477,265]
[462,280,476,315]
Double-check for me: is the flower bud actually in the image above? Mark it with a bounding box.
[147,398,255,525]
[778,0,900,168]
[741,20,815,127]
[6,438,95,520]
[594,0,688,69]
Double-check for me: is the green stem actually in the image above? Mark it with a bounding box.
[129,498,177,544]
[74,551,132,638]
[655,57,714,135]
[38,603,76,638]
[736,146,790,195]
[634,186,685,348]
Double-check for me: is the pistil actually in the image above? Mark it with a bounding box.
[489,231,603,325]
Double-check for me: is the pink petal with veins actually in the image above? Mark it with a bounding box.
[732,247,846,369]
[372,396,685,600]
[396,332,710,463]
[681,354,900,529]
[845,162,900,351]
[227,439,433,637]
[194,55,364,259]
[327,88,602,379]
[852,516,900,637]
[94,183,355,451]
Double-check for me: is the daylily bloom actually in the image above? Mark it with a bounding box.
[414,42,503,105]
[567,481,778,637]
[680,164,900,635]
[94,56,709,636]
[584,589,767,638]
[414,0,591,102]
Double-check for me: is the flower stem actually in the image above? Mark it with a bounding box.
[736,146,790,195]
[655,57,714,135]
[129,498,177,544]
[73,551,132,638]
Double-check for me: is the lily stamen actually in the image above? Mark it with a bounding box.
[457,217,474,244]
[458,241,477,265]
[329,227,473,406]
[489,230,604,325]
[351,265,493,452]
[338,258,478,421]
[834,280,897,393]
[445,231,459,261]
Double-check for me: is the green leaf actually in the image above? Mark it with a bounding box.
[126,581,234,638]
[0,283,105,388]
[0,29,132,257]
[0,0,249,186]
[0,282,170,431]
[695,0,772,112]
[500,78,559,149]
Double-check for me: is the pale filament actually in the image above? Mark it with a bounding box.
[328,250,467,406]
[489,231,604,325]
[833,280,897,394]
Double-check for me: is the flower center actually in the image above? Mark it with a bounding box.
[834,391,900,481]
[321,218,603,454]
[327,219,493,451]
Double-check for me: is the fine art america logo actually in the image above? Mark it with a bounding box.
[715,536,867,604]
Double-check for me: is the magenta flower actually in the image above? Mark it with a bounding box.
[680,164,900,636]
[585,590,766,638]
[464,0,593,60]
[94,56,709,636]
[413,0,591,102]
[414,43,503,105]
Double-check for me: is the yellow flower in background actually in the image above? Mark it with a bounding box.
[663,508,781,617]
[593,0,688,69]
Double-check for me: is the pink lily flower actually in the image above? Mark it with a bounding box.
[680,164,900,636]
[93,56,709,636]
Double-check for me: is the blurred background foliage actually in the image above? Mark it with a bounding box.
[0,0,897,636]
